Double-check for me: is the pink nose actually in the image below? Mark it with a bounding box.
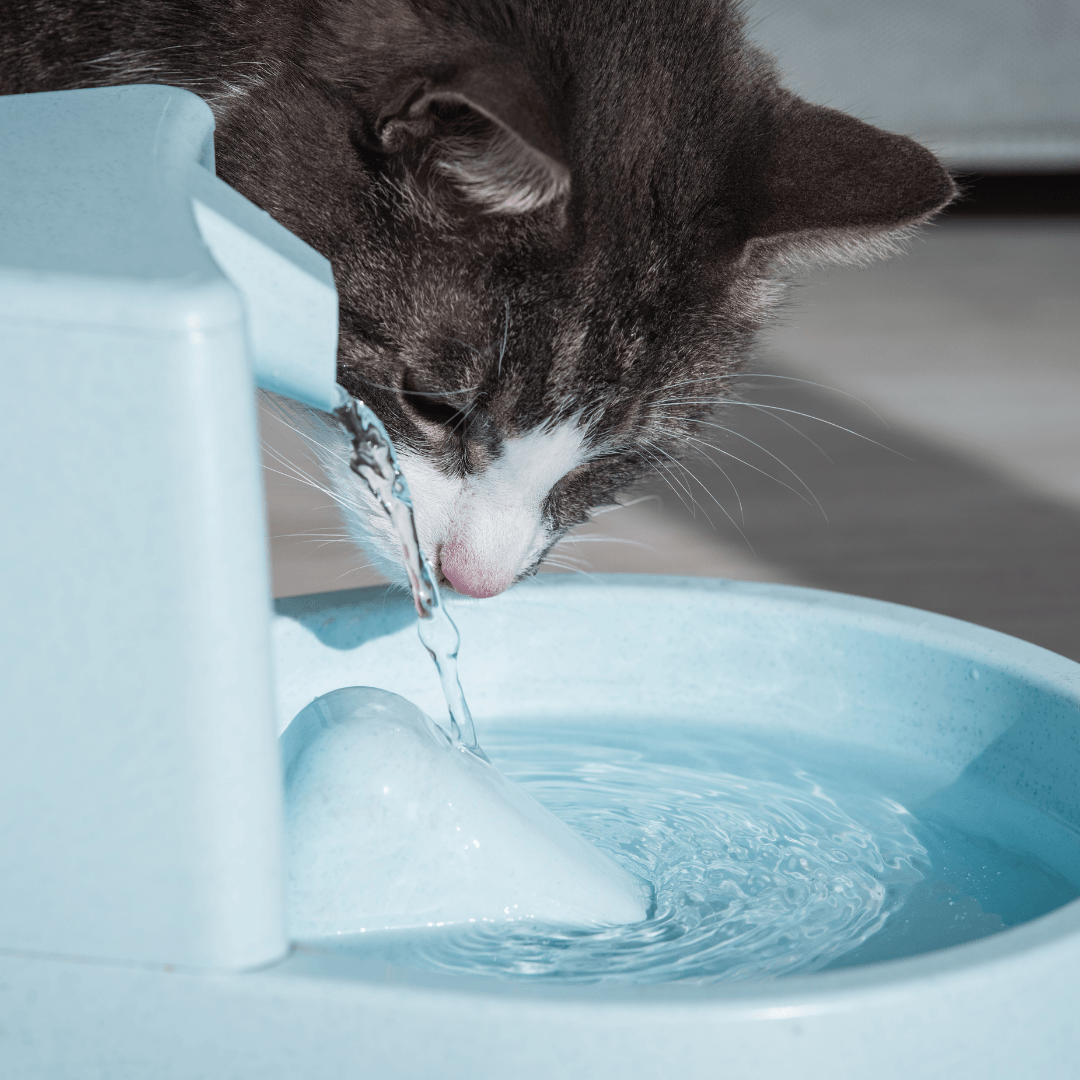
[439,544,515,599]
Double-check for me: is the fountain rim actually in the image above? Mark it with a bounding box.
[276,573,1080,1007]
[287,893,1080,1008]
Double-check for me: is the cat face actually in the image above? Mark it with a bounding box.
[209,0,954,596]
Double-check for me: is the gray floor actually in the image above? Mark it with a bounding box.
[263,218,1080,661]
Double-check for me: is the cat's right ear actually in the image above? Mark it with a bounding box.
[745,92,957,265]
[372,56,570,216]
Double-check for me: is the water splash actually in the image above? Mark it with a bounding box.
[334,390,480,752]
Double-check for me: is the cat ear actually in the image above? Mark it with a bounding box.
[377,58,570,215]
[747,94,956,264]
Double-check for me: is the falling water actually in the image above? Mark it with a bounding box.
[334,390,480,752]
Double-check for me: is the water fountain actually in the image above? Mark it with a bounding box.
[1,85,1078,1079]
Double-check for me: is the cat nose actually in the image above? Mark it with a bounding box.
[439,541,516,599]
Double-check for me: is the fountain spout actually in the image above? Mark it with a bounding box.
[0,84,342,969]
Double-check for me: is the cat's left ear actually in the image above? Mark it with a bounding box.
[377,57,570,215]
[747,93,956,263]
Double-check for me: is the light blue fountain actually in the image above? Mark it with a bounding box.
[1,85,1078,1079]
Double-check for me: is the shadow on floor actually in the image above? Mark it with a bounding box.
[640,370,1080,663]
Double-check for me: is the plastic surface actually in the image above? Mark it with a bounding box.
[0,85,339,410]
[1,577,1079,1077]
[0,86,300,968]
[284,687,646,936]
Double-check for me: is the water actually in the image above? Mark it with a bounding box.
[315,721,1080,984]
[334,392,479,750]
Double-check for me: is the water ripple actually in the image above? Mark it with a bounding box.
[404,734,929,983]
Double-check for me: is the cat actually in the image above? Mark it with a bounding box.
[2,0,956,597]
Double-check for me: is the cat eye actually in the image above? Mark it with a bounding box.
[401,370,469,430]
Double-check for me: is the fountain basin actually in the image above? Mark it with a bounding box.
[3,575,1079,1078]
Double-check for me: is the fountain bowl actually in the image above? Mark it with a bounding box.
[3,575,1078,1079]
[263,574,1080,1080]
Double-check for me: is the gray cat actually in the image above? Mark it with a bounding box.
[3,0,955,596]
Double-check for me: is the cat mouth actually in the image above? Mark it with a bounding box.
[431,546,455,593]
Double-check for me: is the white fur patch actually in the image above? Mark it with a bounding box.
[403,422,590,595]
[279,398,590,595]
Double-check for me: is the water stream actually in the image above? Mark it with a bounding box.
[334,391,480,751]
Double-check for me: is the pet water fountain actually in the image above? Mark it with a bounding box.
[1,85,1079,1079]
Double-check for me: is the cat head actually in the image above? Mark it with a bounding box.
[212,0,955,596]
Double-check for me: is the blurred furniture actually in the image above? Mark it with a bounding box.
[745,0,1080,170]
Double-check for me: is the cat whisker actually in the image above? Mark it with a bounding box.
[654,421,816,511]
[654,425,749,521]
[259,450,321,487]
[641,438,721,526]
[276,539,355,552]
[497,296,510,377]
[660,414,827,519]
[272,531,353,541]
[259,438,320,472]
[259,400,346,454]
[655,400,833,465]
[718,372,888,423]
[643,374,738,396]
[715,401,835,463]
[588,494,662,516]
[646,373,886,424]
[329,562,386,585]
[386,375,484,397]
[260,460,356,516]
[542,551,590,567]
[259,442,333,487]
[539,558,595,577]
[557,536,648,547]
[652,400,909,458]
[447,395,483,438]
[644,438,754,550]
[635,441,699,519]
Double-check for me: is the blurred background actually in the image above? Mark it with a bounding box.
[262,0,1080,662]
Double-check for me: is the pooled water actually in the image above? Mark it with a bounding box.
[315,721,1080,983]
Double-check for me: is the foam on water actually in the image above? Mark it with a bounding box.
[317,722,1080,984]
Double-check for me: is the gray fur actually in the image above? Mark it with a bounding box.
[2,0,956,587]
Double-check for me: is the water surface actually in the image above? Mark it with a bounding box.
[311,721,1080,984]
